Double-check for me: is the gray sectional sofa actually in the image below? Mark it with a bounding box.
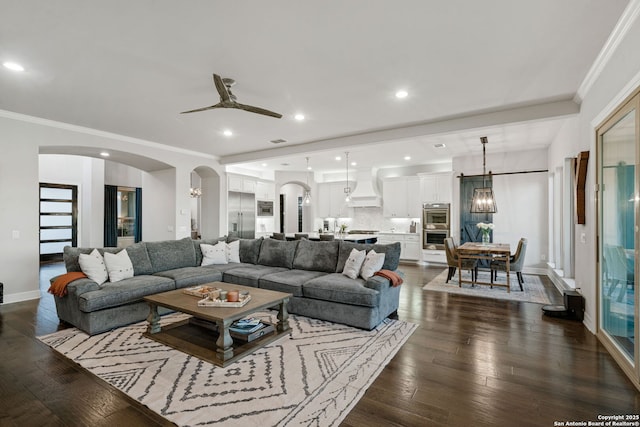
[53,237,403,335]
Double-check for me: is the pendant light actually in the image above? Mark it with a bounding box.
[190,172,202,198]
[344,152,351,202]
[470,137,498,213]
[303,157,312,204]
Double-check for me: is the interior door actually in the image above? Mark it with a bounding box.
[598,96,638,366]
[459,175,493,244]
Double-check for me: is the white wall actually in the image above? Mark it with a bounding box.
[452,148,549,271]
[547,11,640,332]
[143,169,177,242]
[105,160,143,187]
[0,112,226,304]
[0,123,40,303]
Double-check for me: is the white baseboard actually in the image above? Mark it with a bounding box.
[2,290,41,305]
[547,265,576,293]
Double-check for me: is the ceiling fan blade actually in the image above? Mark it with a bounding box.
[213,74,231,103]
[235,102,282,118]
[180,104,222,114]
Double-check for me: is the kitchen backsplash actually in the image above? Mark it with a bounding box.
[314,207,420,233]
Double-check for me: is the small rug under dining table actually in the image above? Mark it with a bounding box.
[423,269,553,304]
[38,311,417,427]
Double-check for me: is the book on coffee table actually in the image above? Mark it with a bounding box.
[229,318,263,334]
[230,323,275,342]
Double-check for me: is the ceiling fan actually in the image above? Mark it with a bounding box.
[180,74,282,119]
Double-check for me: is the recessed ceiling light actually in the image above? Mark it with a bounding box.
[434,143,446,148]
[335,156,341,161]
[294,113,305,121]
[404,156,411,161]
[3,61,24,72]
[351,161,357,166]
[223,129,233,136]
[395,90,408,99]
[307,166,312,170]
[100,152,110,157]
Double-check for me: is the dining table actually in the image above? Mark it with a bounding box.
[456,242,512,292]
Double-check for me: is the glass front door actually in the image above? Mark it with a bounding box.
[598,102,637,362]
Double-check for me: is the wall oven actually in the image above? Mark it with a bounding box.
[423,202,450,249]
[423,229,449,250]
[257,200,274,216]
[422,203,450,229]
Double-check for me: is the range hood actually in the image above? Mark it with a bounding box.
[348,169,382,207]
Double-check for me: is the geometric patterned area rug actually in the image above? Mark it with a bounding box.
[422,269,553,305]
[38,312,417,427]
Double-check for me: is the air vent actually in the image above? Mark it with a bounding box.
[270,139,287,144]
[434,143,446,148]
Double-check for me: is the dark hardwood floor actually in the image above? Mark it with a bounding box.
[1,263,638,426]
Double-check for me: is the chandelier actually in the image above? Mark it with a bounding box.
[470,136,498,213]
[190,172,202,198]
[303,157,312,204]
[344,152,352,202]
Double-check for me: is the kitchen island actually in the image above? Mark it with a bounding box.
[283,233,378,243]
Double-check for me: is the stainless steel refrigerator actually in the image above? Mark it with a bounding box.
[228,191,255,239]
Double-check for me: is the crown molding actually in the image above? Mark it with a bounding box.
[575,0,640,103]
[0,109,218,161]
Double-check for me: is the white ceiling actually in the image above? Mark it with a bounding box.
[0,0,631,174]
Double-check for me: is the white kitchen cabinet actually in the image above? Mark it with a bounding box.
[403,233,421,260]
[382,177,421,218]
[377,232,420,261]
[422,249,446,264]
[228,175,257,193]
[420,172,453,203]
[255,181,275,200]
[317,181,353,218]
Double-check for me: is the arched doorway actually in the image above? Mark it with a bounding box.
[279,181,312,234]
[192,166,221,239]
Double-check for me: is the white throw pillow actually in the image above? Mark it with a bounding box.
[78,248,109,285]
[360,250,386,280]
[227,240,240,263]
[103,250,134,283]
[342,248,366,279]
[201,242,228,265]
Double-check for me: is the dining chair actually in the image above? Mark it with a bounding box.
[603,244,634,302]
[490,238,527,290]
[294,233,309,240]
[271,233,286,240]
[319,234,335,241]
[444,237,478,283]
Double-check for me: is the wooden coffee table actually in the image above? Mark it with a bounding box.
[142,282,291,367]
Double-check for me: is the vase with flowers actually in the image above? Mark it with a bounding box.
[476,222,494,244]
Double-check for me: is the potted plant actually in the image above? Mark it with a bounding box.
[476,222,494,244]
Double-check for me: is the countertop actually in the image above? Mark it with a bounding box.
[284,233,379,242]
[377,231,419,235]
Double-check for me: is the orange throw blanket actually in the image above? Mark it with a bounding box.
[373,269,404,287]
[48,271,87,297]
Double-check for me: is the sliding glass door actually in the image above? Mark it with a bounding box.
[597,89,639,376]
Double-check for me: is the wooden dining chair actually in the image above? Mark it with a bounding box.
[490,238,527,290]
[271,233,285,240]
[444,237,478,283]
